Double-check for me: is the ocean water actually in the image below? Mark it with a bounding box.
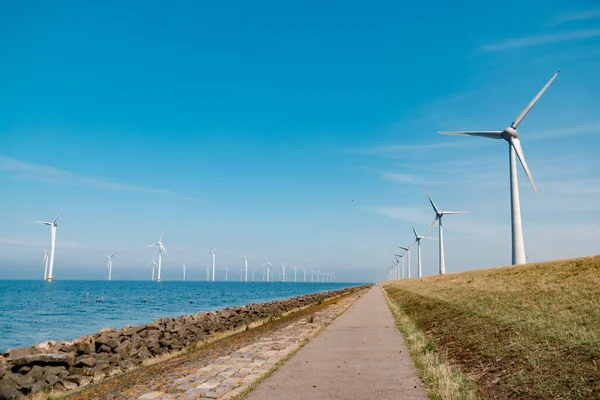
[0,280,361,352]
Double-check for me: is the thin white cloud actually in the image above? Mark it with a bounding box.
[550,9,600,25]
[382,172,420,185]
[483,28,600,51]
[0,155,201,201]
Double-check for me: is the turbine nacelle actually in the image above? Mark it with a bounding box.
[502,127,518,141]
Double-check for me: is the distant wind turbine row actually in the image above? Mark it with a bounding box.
[389,71,559,281]
[34,216,335,282]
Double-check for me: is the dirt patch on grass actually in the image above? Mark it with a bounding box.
[384,255,600,399]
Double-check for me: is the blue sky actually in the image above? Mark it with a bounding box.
[1,0,599,281]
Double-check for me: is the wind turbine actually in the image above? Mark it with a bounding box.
[281,263,287,282]
[205,247,218,283]
[423,189,468,274]
[240,255,249,282]
[411,224,435,278]
[223,265,229,281]
[251,269,257,281]
[439,71,559,265]
[260,260,273,282]
[146,232,168,282]
[398,246,411,279]
[205,265,210,281]
[294,266,298,282]
[182,262,187,281]
[41,248,49,281]
[106,253,116,281]
[147,259,157,281]
[35,209,62,282]
[393,254,405,279]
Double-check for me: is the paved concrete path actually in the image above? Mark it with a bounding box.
[135,291,362,399]
[245,285,428,400]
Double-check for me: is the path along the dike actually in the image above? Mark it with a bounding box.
[246,285,428,400]
[67,286,426,399]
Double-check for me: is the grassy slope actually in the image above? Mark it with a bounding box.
[383,255,600,399]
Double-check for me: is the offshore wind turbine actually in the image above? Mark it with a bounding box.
[411,224,435,278]
[146,232,168,282]
[424,189,467,275]
[240,255,249,282]
[439,71,559,265]
[106,253,116,281]
[182,262,187,281]
[281,263,287,282]
[35,209,62,282]
[205,265,210,281]
[294,266,297,282]
[41,248,49,281]
[223,265,229,282]
[205,247,218,283]
[147,259,157,281]
[260,260,273,282]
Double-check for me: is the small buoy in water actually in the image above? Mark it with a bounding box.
[189,294,193,304]
[143,294,147,303]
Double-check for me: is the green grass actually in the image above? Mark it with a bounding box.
[383,255,600,399]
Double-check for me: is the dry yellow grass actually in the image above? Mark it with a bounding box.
[383,255,600,399]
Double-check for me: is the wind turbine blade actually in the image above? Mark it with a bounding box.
[510,137,539,196]
[423,236,438,240]
[397,246,409,251]
[160,244,169,256]
[53,209,63,223]
[145,243,157,249]
[425,218,437,237]
[438,131,503,139]
[411,224,419,238]
[511,71,560,129]
[423,188,440,214]
[159,231,164,242]
[35,221,52,225]
[442,211,469,215]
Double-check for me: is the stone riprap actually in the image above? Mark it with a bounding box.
[0,286,368,399]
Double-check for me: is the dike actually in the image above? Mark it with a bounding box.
[0,285,369,399]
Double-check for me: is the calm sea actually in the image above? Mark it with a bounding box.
[0,280,361,352]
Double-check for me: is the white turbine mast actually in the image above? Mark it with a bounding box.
[240,255,249,282]
[411,223,435,278]
[106,253,116,281]
[41,248,50,281]
[205,247,218,283]
[439,71,559,265]
[182,262,187,281]
[35,208,62,282]
[397,246,411,279]
[146,232,168,282]
[423,188,468,275]
[223,265,230,281]
[147,259,157,281]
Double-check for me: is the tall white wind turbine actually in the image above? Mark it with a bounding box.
[223,265,229,282]
[147,259,157,281]
[439,71,559,265]
[205,247,218,283]
[35,209,62,282]
[146,232,168,282]
[424,189,467,275]
[260,260,273,282]
[281,263,287,282]
[411,224,435,278]
[398,246,411,279]
[182,262,187,281]
[205,265,210,281]
[106,253,116,281]
[41,248,50,281]
[241,255,249,282]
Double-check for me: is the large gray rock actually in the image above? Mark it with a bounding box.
[76,356,96,368]
[6,348,35,362]
[0,384,23,400]
[10,353,74,367]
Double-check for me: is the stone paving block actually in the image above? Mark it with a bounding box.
[196,381,220,390]
[138,392,165,400]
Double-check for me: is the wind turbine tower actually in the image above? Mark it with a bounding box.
[41,248,50,281]
[205,247,218,283]
[439,71,559,265]
[146,232,168,282]
[36,209,62,282]
[411,224,435,278]
[107,253,116,281]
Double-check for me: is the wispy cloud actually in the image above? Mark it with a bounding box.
[0,155,201,201]
[382,172,421,185]
[528,122,600,139]
[550,9,600,25]
[483,29,600,51]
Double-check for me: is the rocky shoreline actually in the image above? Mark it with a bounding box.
[0,285,369,399]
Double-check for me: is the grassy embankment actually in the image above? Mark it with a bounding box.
[383,255,600,399]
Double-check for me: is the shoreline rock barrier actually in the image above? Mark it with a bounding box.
[0,285,369,399]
